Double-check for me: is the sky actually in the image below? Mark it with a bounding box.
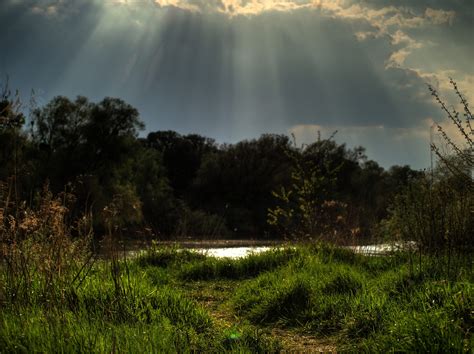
[1,0,473,168]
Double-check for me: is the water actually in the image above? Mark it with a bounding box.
[99,239,415,259]
[192,246,275,259]
[348,241,416,255]
[190,242,415,259]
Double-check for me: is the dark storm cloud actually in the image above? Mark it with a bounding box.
[0,0,472,167]
[0,0,102,101]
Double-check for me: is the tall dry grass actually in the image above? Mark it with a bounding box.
[0,182,93,308]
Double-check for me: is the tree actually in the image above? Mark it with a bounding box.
[267,135,349,240]
[193,134,293,236]
[0,83,33,196]
[31,96,148,230]
[31,96,89,154]
[146,131,217,197]
[132,144,177,235]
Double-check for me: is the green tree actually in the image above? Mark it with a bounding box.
[267,135,348,240]
[31,96,150,230]
[146,131,217,197]
[193,134,293,236]
[0,84,35,198]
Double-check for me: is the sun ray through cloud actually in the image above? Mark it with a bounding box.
[1,0,472,167]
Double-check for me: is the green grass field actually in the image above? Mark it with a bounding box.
[1,244,472,352]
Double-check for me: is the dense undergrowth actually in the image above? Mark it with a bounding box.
[0,188,278,352]
[1,242,473,352]
[1,189,472,352]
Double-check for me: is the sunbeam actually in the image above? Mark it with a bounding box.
[1,0,472,167]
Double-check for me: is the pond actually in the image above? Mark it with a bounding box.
[98,238,415,259]
[192,242,415,258]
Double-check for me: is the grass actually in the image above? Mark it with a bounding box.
[0,259,281,352]
[178,247,298,280]
[136,244,473,352]
[1,240,473,352]
[0,189,279,352]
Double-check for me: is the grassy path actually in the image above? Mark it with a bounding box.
[161,246,472,353]
[182,279,339,352]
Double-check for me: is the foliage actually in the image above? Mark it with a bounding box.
[382,81,473,259]
[0,82,25,130]
[429,79,473,191]
[145,131,217,197]
[0,183,93,307]
[386,173,472,256]
[192,134,294,236]
[30,96,164,231]
[0,86,422,239]
[174,205,230,239]
[267,135,349,240]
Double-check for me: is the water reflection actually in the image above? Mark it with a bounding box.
[191,242,416,259]
[98,239,415,259]
[193,246,275,259]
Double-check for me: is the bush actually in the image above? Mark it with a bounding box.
[387,174,472,254]
[174,206,230,238]
[429,79,473,192]
[0,184,93,307]
[381,80,473,267]
[137,244,206,268]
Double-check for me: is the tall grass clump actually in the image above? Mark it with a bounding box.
[179,247,299,280]
[136,242,206,268]
[226,248,472,351]
[231,255,365,333]
[0,183,93,308]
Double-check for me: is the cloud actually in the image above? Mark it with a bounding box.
[288,122,431,167]
[386,31,424,67]
[424,7,455,25]
[152,0,315,15]
[30,4,59,16]
[1,0,472,169]
[288,114,469,168]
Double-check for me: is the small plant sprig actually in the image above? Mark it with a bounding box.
[0,79,25,130]
[428,79,473,190]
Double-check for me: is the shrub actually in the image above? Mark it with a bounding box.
[0,183,93,307]
[382,80,473,266]
[267,135,350,241]
[137,244,206,268]
[387,173,472,256]
[174,206,230,238]
[429,79,473,191]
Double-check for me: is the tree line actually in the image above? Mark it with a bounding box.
[1,91,423,241]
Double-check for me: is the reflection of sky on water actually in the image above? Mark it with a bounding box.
[193,242,416,258]
[193,246,275,259]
